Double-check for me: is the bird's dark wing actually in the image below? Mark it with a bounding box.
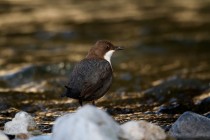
[66,58,112,99]
[79,59,112,99]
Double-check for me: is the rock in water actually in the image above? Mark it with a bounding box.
[169,111,210,139]
[0,131,9,140]
[196,97,210,113]
[4,111,37,135]
[121,120,167,140]
[52,105,125,140]
[143,77,206,103]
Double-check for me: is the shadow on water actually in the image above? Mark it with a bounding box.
[0,0,210,133]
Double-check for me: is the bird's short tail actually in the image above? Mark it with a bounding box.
[62,85,80,99]
[60,92,66,97]
[60,85,71,97]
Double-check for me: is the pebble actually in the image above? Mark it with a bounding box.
[4,111,37,135]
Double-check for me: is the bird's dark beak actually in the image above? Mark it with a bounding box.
[115,46,124,51]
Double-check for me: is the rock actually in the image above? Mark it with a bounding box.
[0,131,9,140]
[168,111,210,139]
[29,135,52,140]
[0,103,10,111]
[0,65,35,87]
[143,77,206,103]
[106,107,134,115]
[196,97,210,113]
[4,111,37,135]
[52,105,125,140]
[157,102,194,114]
[121,120,167,140]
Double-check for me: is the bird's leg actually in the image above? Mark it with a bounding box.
[79,99,83,106]
[92,101,95,106]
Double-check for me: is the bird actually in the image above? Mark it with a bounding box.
[63,40,123,106]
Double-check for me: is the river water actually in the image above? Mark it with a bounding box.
[0,0,210,133]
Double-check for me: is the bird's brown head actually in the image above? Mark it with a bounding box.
[86,40,123,63]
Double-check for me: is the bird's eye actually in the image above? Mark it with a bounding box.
[106,46,110,50]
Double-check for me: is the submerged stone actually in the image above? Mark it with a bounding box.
[196,97,210,113]
[143,77,206,103]
[0,65,35,88]
[106,107,134,115]
[157,102,194,114]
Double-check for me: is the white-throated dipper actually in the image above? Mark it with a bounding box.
[64,40,123,106]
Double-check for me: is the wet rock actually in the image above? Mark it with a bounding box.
[196,97,210,113]
[121,120,167,140]
[0,65,35,87]
[106,107,134,115]
[0,131,9,140]
[157,102,194,114]
[143,77,206,103]
[168,111,210,139]
[0,103,10,111]
[4,111,37,135]
[52,105,125,140]
[29,135,52,140]
[38,124,52,133]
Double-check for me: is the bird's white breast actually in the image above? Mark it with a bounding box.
[104,50,115,64]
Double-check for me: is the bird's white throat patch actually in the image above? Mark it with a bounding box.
[104,50,115,64]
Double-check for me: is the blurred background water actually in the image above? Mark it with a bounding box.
[0,0,210,132]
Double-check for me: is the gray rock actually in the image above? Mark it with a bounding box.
[121,120,167,140]
[0,131,9,140]
[0,65,35,87]
[52,105,125,140]
[169,111,210,139]
[4,111,37,135]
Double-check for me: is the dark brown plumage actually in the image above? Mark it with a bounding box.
[64,40,123,106]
